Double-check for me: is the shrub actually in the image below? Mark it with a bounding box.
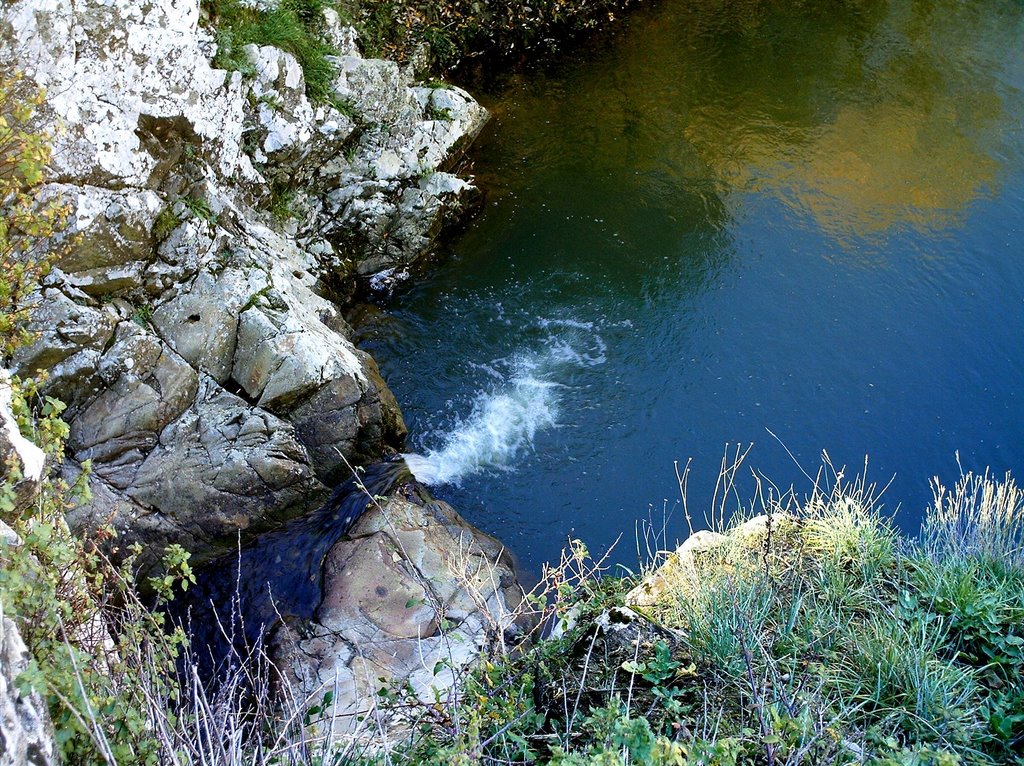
[335,0,642,70]
[0,74,67,362]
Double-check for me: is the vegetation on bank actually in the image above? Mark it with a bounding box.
[330,0,643,69]
[202,0,344,104]
[200,0,642,96]
[379,471,1024,766]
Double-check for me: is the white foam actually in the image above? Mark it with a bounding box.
[404,319,605,486]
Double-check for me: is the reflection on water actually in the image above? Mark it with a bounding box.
[678,0,1010,239]
[367,0,1024,571]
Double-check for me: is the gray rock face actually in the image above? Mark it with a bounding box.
[2,0,492,563]
[128,379,318,539]
[272,492,530,739]
[240,39,490,288]
[0,613,57,766]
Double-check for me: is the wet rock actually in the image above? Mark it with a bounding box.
[272,493,529,738]
[289,355,407,481]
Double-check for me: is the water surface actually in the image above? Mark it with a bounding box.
[362,0,1024,573]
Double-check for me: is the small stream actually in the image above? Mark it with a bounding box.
[361,0,1024,573]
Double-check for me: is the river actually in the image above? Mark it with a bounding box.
[359,0,1024,573]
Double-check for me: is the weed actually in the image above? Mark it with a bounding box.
[181,194,218,224]
[131,302,154,327]
[364,464,1024,765]
[328,93,359,120]
[202,0,341,104]
[330,0,641,71]
[425,103,452,121]
[270,186,299,223]
[256,91,285,112]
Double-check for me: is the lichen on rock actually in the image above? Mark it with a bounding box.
[2,0,487,565]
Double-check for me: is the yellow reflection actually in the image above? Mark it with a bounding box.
[775,99,999,236]
[679,0,1012,239]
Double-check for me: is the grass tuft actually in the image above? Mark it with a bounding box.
[203,0,340,104]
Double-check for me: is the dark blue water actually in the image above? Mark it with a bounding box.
[361,0,1024,573]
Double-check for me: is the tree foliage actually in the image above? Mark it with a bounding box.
[0,74,67,361]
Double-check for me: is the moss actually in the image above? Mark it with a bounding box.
[425,103,453,121]
[152,204,181,241]
[269,186,298,223]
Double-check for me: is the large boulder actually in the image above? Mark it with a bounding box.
[272,490,530,738]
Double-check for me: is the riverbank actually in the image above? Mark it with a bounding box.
[362,469,1024,765]
[0,0,648,761]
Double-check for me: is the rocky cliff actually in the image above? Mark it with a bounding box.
[2,0,488,566]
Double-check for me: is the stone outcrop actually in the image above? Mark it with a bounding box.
[626,513,796,607]
[272,490,530,739]
[0,608,57,766]
[2,0,488,564]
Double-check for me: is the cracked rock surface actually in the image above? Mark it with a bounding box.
[271,491,531,739]
[3,0,489,565]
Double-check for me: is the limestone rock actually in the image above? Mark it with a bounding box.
[44,185,163,297]
[243,44,356,181]
[70,325,199,489]
[0,372,46,514]
[151,267,266,384]
[126,378,323,552]
[3,0,255,188]
[625,530,728,608]
[0,613,57,766]
[626,514,796,608]
[308,55,490,281]
[12,290,118,412]
[3,0,489,562]
[272,492,529,738]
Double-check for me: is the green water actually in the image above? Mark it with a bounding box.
[363,0,1024,571]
